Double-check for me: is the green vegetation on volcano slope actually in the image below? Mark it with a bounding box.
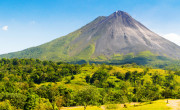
[0,58,180,110]
[2,49,180,71]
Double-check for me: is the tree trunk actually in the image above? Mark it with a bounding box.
[84,105,87,110]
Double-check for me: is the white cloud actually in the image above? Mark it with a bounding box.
[162,33,180,46]
[2,26,8,31]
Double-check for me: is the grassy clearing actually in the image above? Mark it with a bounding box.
[123,100,171,110]
[105,100,171,110]
[61,100,171,110]
[61,106,103,110]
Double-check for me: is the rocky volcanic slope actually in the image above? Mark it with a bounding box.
[1,11,180,61]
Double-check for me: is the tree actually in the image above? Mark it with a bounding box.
[24,94,37,110]
[85,75,90,83]
[0,100,13,110]
[75,87,101,110]
[90,69,109,87]
[34,98,54,110]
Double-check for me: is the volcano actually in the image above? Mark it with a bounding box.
[1,11,180,61]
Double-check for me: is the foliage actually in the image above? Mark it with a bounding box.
[75,87,101,107]
[0,58,179,109]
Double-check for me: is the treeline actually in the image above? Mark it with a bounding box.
[0,58,180,110]
[0,58,81,84]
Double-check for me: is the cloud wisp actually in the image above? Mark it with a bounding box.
[2,26,8,31]
[162,33,180,46]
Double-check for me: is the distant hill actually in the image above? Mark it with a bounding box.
[1,11,180,63]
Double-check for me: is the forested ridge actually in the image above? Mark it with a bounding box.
[0,58,180,110]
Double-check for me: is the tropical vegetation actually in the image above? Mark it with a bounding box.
[0,58,180,109]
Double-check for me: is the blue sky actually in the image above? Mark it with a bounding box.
[0,0,180,54]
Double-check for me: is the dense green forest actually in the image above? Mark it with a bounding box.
[0,58,180,110]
